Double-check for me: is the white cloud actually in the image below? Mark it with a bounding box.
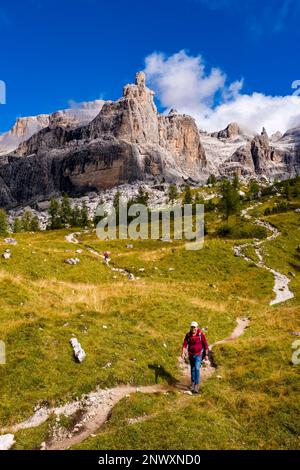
[144,50,300,135]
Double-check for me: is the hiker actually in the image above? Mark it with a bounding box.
[181,321,209,394]
[103,251,110,263]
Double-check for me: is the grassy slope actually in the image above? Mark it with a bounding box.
[0,188,299,450]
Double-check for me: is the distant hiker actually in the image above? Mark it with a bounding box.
[181,321,209,394]
[103,251,110,263]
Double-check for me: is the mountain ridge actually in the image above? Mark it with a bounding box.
[0,71,299,208]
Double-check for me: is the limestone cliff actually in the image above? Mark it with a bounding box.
[0,72,206,207]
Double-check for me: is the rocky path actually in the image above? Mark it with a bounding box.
[178,317,249,387]
[234,206,294,305]
[1,318,249,450]
[65,231,136,280]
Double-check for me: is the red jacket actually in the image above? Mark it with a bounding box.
[182,328,209,358]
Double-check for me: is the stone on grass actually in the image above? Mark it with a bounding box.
[2,249,11,259]
[64,257,80,265]
[0,434,15,450]
[4,238,17,245]
[70,337,86,363]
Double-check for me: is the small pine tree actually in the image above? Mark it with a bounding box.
[30,215,40,232]
[70,205,81,227]
[248,179,260,200]
[232,173,240,190]
[136,186,149,206]
[0,209,8,236]
[183,185,193,205]
[13,217,23,233]
[48,198,62,230]
[113,191,121,210]
[192,193,205,215]
[282,180,291,201]
[80,202,90,228]
[207,174,217,186]
[21,211,33,232]
[168,184,178,204]
[60,194,72,226]
[205,199,216,212]
[219,179,241,222]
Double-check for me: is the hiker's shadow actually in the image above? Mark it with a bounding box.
[148,364,179,386]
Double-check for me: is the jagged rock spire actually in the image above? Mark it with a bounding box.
[135,71,146,87]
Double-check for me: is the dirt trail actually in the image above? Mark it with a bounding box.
[234,206,294,305]
[65,232,135,279]
[2,318,249,450]
[178,317,249,387]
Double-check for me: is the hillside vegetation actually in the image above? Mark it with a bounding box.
[0,178,299,450]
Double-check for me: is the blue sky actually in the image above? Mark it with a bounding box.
[0,0,299,133]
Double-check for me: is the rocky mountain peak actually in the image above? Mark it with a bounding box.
[0,101,105,157]
[135,70,146,87]
[0,71,299,208]
[211,122,243,139]
[0,72,208,207]
[270,131,283,142]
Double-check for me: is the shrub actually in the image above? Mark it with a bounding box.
[216,224,232,237]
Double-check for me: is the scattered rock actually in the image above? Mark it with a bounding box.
[70,338,86,363]
[64,257,80,265]
[126,244,133,249]
[102,362,112,369]
[4,238,17,245]
[2,249,11,259]
[128,273,135,280]
[40,441,46,450]
[0,434,15,450]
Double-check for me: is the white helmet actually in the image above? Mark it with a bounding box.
[190,321,198,327]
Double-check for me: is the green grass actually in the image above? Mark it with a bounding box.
[0,183,299,450]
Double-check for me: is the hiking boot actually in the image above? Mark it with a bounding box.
[193,384,200,394]
[189,382,195,392]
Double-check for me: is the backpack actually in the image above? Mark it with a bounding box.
[186,329,206,359]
